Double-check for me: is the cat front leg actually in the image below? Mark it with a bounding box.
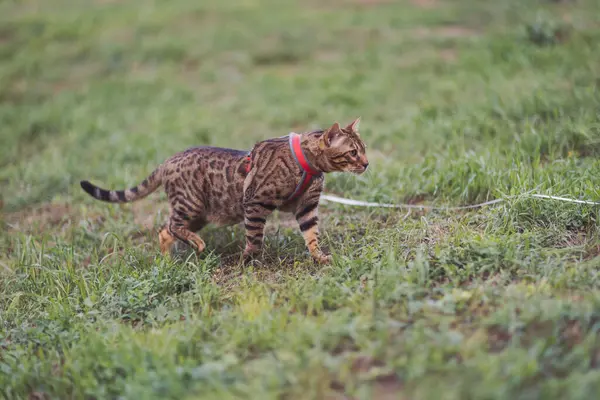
[242,201,275,262]
[295,200,331,264]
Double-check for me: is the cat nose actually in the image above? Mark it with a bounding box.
[363,162,369,169]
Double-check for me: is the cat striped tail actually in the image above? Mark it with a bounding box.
[80,168,162,203]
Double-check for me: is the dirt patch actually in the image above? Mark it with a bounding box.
[329,377,405,400]
[328,355,406,400]
[395,47,459,69]
[4,203,76,232]
[0,28,13,45]
[561,320,584,349]
[28,392,49,400]
[211,251,321,288]
[5,61,104,102]
[371,375,407,400]
[487,325,512,352]
[4,196,166,238]
[439,48,458,62]
[584,244,600,261]
[561,230,587,247]
[5,196,165,235]
[315,50,344,64]
[211,263,243,287]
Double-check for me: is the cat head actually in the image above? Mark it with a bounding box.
[319,118,369,174]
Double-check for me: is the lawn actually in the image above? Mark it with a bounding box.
[2,0,600,398]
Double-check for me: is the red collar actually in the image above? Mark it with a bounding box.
[287,133,322,202]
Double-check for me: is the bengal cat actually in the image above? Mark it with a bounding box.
[80,119,368,264]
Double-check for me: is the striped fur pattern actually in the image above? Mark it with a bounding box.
[80,119,369,264]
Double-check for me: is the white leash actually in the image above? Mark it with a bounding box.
[321,193,600,210]
[527,194,600,205]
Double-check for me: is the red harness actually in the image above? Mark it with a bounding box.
[244,133,322,203]
[287,132,322,202]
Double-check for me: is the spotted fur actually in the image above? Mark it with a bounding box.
[80,119,369,264]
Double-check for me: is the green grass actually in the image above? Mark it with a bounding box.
[2,0,600,398]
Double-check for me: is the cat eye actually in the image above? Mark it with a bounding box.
[349,150,357,157]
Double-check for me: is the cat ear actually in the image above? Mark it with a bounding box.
[323,122,342,147]
[346,117,361,132]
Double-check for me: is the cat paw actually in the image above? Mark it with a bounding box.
[242,248,258,265]
[314,253,332,265]
[242,254,254,265]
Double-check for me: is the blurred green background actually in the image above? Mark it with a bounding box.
[2,1,600,399]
